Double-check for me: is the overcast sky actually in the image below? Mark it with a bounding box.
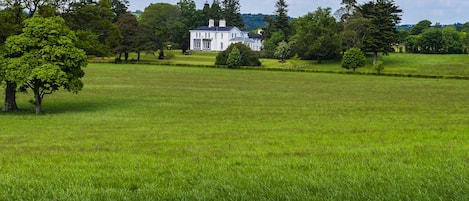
[128,0,469,25]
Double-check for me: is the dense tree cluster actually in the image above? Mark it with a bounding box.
[403,20,469,54]
[261,0,403,65]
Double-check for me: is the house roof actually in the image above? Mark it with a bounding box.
[192,26,236,31]
[248,33,262,39]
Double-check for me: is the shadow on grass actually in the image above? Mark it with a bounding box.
[0,98,127,115]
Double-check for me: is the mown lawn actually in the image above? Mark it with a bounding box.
[1,63,469,200]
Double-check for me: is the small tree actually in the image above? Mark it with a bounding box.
[341,48,366,72]
[226,47,241,68]
[274,40,291,63]
[4,16,87,114]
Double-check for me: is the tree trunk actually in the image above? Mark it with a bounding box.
[2,81,18,112]
[34,90,42,114]
[158,49,165,60]
[373,51,378,65]
[124,52,129,61]
[137,51,141,62]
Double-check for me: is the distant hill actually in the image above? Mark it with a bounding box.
[242,13,294,31]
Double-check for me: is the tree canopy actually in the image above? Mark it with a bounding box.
[3,16,87,114]
[358,0,402,64]
[290,8,341,62]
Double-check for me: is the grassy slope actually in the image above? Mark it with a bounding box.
[1,64,469,200]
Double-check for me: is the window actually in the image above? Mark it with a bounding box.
[221,42,224,50]
[193,39,201,49]
[203,39,211,50]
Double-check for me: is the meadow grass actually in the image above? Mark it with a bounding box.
[91,51,469,78]
[1,63,469,200]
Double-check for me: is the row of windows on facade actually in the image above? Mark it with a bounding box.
[193,39,261,50]
[194,32,245,39]
[193,39,216,50]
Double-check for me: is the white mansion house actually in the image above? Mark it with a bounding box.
[189,19,262,52]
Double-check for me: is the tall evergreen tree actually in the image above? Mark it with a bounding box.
[202,1,210,22]
[111,0,129,22]
[358,0,402,64]
[273,0,291,37]
[221,0,244,28]
[209,0,222,23]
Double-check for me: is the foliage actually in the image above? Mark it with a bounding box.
[409,20,432,35]
[215,43,261,66]
[178,0,206,42]
[340,13,371,50]
[0,4,25,46]
[209,0,222,22]
[341,47,366,72]
[358,0,402,64]
[262,31,286,57]
[290,7,341,62]
[3,16,87,114]
[139,3,183,54]
[111,0,129,22]
[274,40,291,62]
[113,12,138,61]
[373,60,384,74]
[221,0,244,28]
[62,0,122,57]
[226,47,242,68]
[262,0,291,39]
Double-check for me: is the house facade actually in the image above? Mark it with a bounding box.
[189,19,262,52]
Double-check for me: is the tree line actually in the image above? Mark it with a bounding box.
[402,20,469,54]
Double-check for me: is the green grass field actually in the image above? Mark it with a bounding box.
[91,51,469,78]
[1,63,469,200]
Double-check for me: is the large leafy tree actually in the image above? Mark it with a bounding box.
[358,0,402,64]
[177,0,205,44]
[410,20,432,35]
[0,4,25,111]
[131,23,158,62]
[4,16,87,114]
[290,8,341,62]
[340,12,371,50]
[62,0,122,57]
[221,0,244,28]
[139,3,183,58]
[114,12,138,61]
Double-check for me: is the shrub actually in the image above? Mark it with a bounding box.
[374,61,385,74]
[215,43,261,66]
[227,47,242,68]
[341,48,366,72]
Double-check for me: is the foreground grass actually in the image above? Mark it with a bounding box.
[1,63,469,200]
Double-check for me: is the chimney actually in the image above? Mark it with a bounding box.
[219,19,226,28]
[208,19,215,28]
